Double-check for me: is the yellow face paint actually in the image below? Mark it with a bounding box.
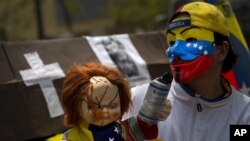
[167,26,215,47]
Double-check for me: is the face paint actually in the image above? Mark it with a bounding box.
[166,25,216,83]
[81,76,121,126]
[166,40,215,63]
[171,55,214,83]
[166,40,215,83]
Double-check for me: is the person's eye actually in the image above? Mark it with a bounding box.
[167,33,176,46]
[169,41,176,46]
[186,38,197,42]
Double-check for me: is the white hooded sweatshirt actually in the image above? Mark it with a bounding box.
[122,80,250,141]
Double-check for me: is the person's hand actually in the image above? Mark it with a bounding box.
[138,99,172,125]
[158,99,172,121]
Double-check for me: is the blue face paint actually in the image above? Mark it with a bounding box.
[166,40,215,63]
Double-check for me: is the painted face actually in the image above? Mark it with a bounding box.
[81,76,121,126]
[166,24,216,83]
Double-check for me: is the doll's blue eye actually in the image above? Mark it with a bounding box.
[108,103,118,109]
[98,103,118,109]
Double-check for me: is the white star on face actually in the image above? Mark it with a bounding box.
[193,43,198,48]
[186,43,191,47]
[203,50,208,55]
[109,137,114,141]
[198,45,203,50]
[114,127,119,134]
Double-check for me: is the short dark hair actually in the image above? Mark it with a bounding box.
[213,32,238,73]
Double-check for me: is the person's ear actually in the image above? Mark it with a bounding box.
[215,41,229,61]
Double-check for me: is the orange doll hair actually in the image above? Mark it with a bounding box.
[61,62,132,127]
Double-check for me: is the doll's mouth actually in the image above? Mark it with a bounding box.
[100,118,106,125]
[101,119,105,124]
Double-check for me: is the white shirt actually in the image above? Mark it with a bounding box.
[122,80,250,141]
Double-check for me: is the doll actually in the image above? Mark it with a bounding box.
[60,63,168,141]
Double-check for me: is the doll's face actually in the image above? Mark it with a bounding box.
[81,76,121,126]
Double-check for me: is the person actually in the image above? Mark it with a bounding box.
[101,37,139,77]
[60,62,170,141]
[122,2,250,141]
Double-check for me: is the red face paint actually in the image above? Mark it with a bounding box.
[171,56,214,83]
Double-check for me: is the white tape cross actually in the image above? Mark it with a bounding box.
[19,52,64,118]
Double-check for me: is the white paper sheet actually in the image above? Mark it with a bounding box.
[86,34,151,87]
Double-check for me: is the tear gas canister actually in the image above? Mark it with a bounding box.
[138,72,173,123]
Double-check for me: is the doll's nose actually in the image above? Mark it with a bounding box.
[102,108,109,118]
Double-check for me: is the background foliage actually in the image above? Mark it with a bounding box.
[110,0,170,32]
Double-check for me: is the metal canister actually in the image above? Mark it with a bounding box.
[138,72,172,123]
